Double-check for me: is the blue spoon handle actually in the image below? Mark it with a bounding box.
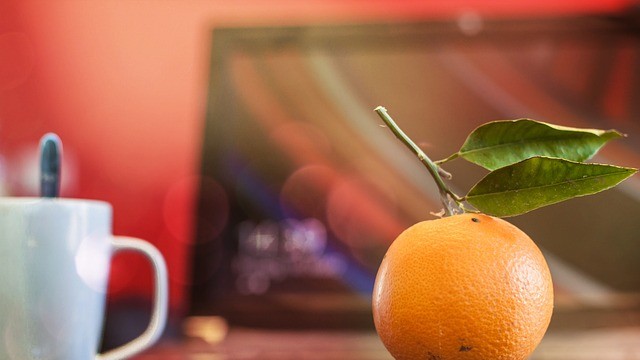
[40,133,62,198]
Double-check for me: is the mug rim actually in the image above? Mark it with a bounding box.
[0,196,111,209]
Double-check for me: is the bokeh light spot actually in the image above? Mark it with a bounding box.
[280,164,337,219]
[74,234,111,293]
[327,177,404,249]
[190,176,229,245]
[165,176,207,243]
[457,10,483,36]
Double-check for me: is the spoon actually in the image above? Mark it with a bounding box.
[39,133,62,198]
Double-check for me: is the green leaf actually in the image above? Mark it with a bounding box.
[454,119,623,170]
[466,157,637,217]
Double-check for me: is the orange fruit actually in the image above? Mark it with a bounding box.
[373,213,553,360]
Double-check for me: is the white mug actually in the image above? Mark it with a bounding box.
[0,197,168,360]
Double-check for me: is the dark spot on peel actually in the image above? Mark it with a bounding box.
[471,217,480,223]
[426,352,442,360]
[459,345,472,352]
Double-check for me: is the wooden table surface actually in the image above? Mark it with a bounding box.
[134,323,640,359]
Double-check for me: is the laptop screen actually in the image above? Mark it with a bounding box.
[191,16,640,329]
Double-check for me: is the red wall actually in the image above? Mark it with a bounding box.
[1,0,631,314]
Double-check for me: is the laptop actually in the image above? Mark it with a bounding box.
[190,14,640,331]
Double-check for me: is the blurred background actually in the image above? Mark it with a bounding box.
[1,0,640,358]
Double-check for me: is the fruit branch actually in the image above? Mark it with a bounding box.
[375,106,464,216]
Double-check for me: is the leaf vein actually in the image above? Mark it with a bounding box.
[468,170,632,199]
[461,133,606,157]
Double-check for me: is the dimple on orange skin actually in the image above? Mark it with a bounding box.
[373,213,554,360]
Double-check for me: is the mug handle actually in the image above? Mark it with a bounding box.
[96,236,169,360]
